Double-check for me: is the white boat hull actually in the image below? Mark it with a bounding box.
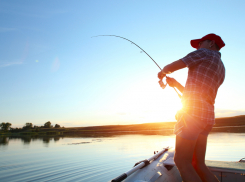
[120,148,245,182]
[124,148,182,182]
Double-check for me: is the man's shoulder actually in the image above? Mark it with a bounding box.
[199,48,221,58]
[185,48,209,59]
[190,48,208,53]
[182,49,209,67]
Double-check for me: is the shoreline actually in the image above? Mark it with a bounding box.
[1,115,245,136]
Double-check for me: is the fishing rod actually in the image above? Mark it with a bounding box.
[91,35,181,98]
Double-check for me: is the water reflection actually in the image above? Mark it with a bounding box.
[0,132,245,182]
[0,130,174,147]
[43,137,51,144]
[0,136,9,145]
[22,136,31,144]
[54,136,60,142]
[0,136,62,146]
[0,129,244,147]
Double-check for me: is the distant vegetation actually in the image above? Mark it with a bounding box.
[0,121,64,136]
[1,115,245,136]
[211,115,245,132]
[0,122,12,131]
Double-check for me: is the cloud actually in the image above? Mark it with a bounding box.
[0,27,16,33]
[0,3,69,19]
[0,61,23,68]
[13,9,69,18]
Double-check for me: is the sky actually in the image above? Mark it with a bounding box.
[1,0,245,128]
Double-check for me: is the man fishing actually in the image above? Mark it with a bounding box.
[158,33,225,182]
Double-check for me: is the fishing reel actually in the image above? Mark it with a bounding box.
[159,76,182,98]
[158,73,169,89]
[158,79,167,89]
[158,72,167,89]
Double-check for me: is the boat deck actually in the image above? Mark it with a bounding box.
[206,160,245,173]
[163,157,245,182]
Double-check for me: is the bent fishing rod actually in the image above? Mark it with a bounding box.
[91,35,181,98]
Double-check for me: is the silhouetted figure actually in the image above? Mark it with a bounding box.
[158,33,225,182]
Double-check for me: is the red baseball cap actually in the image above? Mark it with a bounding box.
[190,33,225,50]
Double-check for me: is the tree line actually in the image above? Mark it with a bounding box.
[0,121,63,132]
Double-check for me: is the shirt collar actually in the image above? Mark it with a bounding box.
[199,48,221,57]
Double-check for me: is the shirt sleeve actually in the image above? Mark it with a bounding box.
[181,48,208,68]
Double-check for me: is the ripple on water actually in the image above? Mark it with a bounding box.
[0,133,245,181]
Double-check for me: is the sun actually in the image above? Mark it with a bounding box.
[106,78,182,124]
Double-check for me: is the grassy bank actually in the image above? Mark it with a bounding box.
[62,115,245,134]
[211,115,245,132]
[3,115,245,136]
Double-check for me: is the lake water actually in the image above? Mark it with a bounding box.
[1,132,245,182]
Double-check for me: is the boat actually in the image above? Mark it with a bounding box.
[111,147,245,182]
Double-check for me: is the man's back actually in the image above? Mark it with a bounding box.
[181,48,225,124]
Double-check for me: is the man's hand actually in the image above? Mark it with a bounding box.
[166,77,178,88]
[158,71,166,80]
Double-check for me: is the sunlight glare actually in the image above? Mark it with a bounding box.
[106,78,182,123]
[51,57,60,72]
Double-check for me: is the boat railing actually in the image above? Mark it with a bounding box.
[111,147,169,182]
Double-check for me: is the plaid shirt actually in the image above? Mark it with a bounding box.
[180,48,225,125]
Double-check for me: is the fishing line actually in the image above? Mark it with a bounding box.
[91,35,182,98]
[91,35,162,70]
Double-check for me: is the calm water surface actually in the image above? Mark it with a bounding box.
[0,132,245,182]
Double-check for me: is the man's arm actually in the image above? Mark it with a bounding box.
[158,60,186,80]
[162,59,186,74]
[166,77,184,93]
[157,60,186,93]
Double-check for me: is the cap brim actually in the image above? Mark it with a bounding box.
[190,39,202,49]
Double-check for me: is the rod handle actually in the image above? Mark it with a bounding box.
[111,173,127,182]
